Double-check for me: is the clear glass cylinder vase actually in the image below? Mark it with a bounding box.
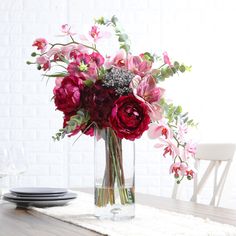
[94,127,135,220]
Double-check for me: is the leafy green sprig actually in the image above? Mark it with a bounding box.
[52,110,90,141]
[95,16,131,53]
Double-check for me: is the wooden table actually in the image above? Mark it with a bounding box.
[1,191,236,236]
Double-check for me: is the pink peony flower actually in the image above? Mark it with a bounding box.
[32,38,48,53]
[163,51,172,66]
[53,76,82,114]
[109,95,150,141]
[36,55,51,71]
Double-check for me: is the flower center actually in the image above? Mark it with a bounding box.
[78,61,88,72]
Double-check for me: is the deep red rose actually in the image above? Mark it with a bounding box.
[53,76,83,114]
[109,95,150,140]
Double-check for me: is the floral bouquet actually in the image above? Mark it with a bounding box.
[27,16,196,217]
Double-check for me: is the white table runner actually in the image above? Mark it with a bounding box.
[33,191,236,236]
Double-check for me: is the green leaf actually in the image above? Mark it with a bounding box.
[174,61,180,69]
[120,44,130,52]
[111,15,118,25]
[118,34,128,42]
[143,52,154,62]
[42,72,68,78]
[179,64,186,73]
[94,16,106,25]
[84,79,94,87]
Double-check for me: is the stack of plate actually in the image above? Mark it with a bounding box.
[3,187,77,208]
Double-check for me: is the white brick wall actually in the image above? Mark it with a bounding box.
[1,0,236,209]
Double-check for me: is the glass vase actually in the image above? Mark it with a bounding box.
[94,127,135,220]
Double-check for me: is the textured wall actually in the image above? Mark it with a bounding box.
[1,0,236,208]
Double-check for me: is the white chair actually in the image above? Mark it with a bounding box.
[172,143,236,207]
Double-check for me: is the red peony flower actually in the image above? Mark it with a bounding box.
[81,80,118,128]
[53,76,82,114]
[109,95,150,140]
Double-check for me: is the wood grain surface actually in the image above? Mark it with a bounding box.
[1,190,236,236]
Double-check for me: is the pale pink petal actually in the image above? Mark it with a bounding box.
[154,143,164,149]
[148,124,162,139]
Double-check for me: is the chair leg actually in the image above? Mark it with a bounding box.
[210,161,220,206]
[172,182,178,199]
[210,160,232,206]
[191,161,215,202]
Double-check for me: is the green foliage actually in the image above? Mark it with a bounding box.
[84,79,94,87]
[160,99,197,128]
[142,52,154,63]
[95,15,131,53]
[52,110,90,141]
[154,62,191,82]
[42,72,68,78]
[94,16,106,25]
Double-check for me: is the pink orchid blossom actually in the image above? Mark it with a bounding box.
[32,38,48,53]
[60,45,88,60]
[169,162,188,178]
[184,141,197,160]
[148,103,163,121]
[36,55,51,71]
[128,55,152,77]
[148,122,172,140]
[61,24,76,36]
[163,51,172,66]
[177,121,188,142]
[105,49,127,69]
[46,48,61,61]
[80,25,111,43]
[154,137,180,158]
[136,75,165,104]
[130,75,165,120]
[185,168,196,179]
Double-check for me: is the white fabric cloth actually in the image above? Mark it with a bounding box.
[33,191,236,236]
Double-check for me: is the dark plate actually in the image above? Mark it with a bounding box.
[11,192,66,198]
[4,192,77,201]
[3,192,77,208]
[10,187,67,196]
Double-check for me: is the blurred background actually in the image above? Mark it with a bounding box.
[0,0,236,208]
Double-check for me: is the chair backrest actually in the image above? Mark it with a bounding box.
[172,143,236,207]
